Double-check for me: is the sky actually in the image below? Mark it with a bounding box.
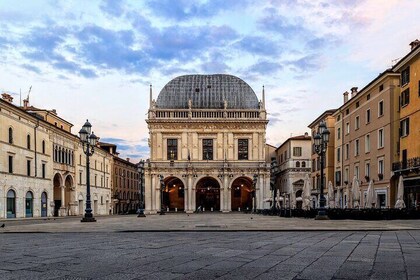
[0,0,419,162]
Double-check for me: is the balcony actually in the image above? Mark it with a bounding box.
[393,157,420,173]
[152,109,263,120]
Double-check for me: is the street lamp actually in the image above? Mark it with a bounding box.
[137,160,146,217]
[79,119,98,223]
[159,175,165,215]
[252,174,258,213]
[313,120,330,220]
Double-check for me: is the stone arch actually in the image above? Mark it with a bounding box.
[6,188,17,218]
[194,174,222,189]
[53,173,64,216]
[162,176,185,211]
[230,176,253,211]
[195,176,221,211]
[64,174,75,215]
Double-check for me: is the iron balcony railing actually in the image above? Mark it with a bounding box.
[393,157,420,172]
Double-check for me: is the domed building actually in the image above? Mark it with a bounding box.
[145,74,271,213]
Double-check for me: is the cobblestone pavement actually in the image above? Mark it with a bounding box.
[1,231,420,279]
[1,213,420,232]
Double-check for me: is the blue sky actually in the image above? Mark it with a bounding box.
[0,0,419,161]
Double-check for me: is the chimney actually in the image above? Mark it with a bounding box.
[409,39,420,51]
[1,93,13,103]
[304,132,309,137]
[51,109,57,115]
[23,98,29,109]
[126,158,130,162]
[351,87,358,98]
[343,91,349,103]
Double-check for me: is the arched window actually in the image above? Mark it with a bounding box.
[7,189,16,218]
[71,151,74,166]
[42,140,46,154]
[302,161,306,168]
[8,127,13,144]
[61,149,64,164]
[296,161,300,168]
[25,191,33,217]
[79,154,82,165]
[27,134,31,150]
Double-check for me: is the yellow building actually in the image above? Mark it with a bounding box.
[392,39,420,209]
[145,74,271,213]
[308,110,336,208]
[333,72,400,208]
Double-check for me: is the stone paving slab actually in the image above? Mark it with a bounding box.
[0,231,420,279]
[1,213,420,233]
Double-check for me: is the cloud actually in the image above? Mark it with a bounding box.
[258,8,306,38]
[100,0,126,17]
[21,64,42,74]
[245,59,283,76]
[235,36,281,56]
[287,54,320,73]
[145,0,252,21]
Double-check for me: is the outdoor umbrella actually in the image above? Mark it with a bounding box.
[366,180,376,208]
[335,189,340,208]
[352,176,360,209]
[395,175,406,209]
[302,174,311,210]
[328,181,335,208]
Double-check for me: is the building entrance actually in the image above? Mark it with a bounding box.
[163,177,185,211]
[231,177,253,211]
[196,177,220,211]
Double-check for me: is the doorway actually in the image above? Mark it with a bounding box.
[195,177,220,211]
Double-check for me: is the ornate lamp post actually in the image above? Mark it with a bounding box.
[137,160,146,217]
[313,120,330,220]
[79,120,98,223]
[252,174,258,213]
[159,175,165,215]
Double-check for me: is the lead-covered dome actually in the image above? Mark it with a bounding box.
[156,74,259,109]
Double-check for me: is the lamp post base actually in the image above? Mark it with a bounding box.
[81,216,97,222]
[137,209,146,217]
[315,210,330,220]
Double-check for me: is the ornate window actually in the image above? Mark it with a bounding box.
[167,139,178,160]
[202,139,213,160]
[296,161,300,167]
[238,139,248,160]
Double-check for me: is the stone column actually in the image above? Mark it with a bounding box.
[222,175,229,212]
[186,175,193,213]
[145,173,152,212]
[60,185,66,216]
[155,176,161,213]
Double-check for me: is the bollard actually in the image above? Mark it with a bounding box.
[175,208,177,212]
[211,207,213,212]
[238,207,241,212]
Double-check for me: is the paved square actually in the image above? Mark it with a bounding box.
[1,229,420,279]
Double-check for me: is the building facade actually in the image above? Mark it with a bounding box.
[113,156,140,214]
[333,73,400,208]
[308,110,336,208]
[275,133,312,209]
[392,40,420,209]
[145,74,271,213]
[1,94,113,218]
